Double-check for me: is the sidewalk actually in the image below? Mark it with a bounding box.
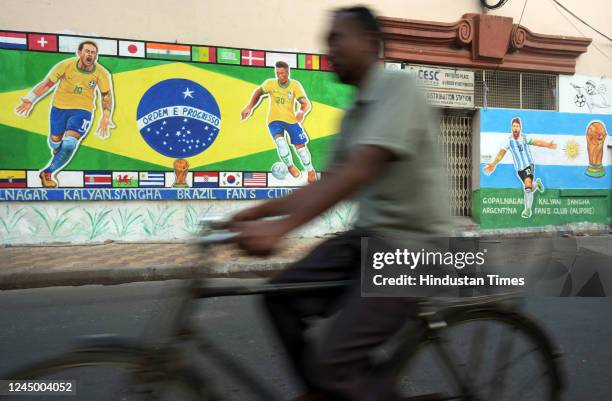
[0,238,324,290]
[2,220,610,290]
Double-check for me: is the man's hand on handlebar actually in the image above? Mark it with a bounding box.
[230,207,266,223]
[229,218,293,256]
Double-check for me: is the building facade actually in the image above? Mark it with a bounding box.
[0,0,610,243]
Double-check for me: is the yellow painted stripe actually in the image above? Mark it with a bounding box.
[194,47,214,62]
[0,170,26,179]
[311,55,320,70]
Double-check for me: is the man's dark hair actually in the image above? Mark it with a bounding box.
[275,61,289,69]
[78,40,98,52]
[334,6,381,34]
[511,117,521,126]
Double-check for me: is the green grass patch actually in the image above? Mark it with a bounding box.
[196,135,336,171]
[0,123,166,170]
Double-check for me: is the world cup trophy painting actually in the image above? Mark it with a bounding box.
[173,158,189,187]
[585,121,607,178]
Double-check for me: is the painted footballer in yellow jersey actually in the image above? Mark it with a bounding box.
[14,41,115,187]
[241,61,317,183]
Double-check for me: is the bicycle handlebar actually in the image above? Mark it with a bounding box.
[191,215,236,245]
[199,215,231,229]
[194,215,289,246]
[193,231,239,245]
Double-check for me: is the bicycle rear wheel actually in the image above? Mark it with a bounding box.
[1,349,211,401]
[386,307,564,401]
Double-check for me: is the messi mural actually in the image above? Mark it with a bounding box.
[477,108,611,229]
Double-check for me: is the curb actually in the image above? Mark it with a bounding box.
[0,261,291,291]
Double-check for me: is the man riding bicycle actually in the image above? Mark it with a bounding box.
[229,6,450,401]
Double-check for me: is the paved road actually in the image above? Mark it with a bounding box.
[0,281,611,400]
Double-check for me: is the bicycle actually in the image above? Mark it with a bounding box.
[1,219,565,401]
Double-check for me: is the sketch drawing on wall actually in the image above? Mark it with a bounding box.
[571,79,610,113]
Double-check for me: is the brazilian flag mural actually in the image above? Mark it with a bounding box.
[0,32,353,201]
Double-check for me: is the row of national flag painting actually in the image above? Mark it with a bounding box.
[0,31,333,71]
[0,170,305,188]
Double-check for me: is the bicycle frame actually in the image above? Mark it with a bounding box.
[152,221,536,401]
[2,275,562,401]
[172,279,352,401]
[141,275,530,401]
[0,224,565,401]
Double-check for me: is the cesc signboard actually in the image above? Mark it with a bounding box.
[405,64,475,109]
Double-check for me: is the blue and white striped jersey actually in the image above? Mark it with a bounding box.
[503,133,534,171]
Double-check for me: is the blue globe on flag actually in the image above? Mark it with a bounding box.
[136,78,221,158]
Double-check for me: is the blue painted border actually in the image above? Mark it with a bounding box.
[0,188,297,202]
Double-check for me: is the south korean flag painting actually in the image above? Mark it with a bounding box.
[220,172,242,187]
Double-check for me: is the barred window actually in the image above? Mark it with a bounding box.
[387,62,559,111]
[474,69,557,111]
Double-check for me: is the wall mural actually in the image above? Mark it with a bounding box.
[0,31,352,202]
[0,201,357,244]
[559,74,611,115]
[477,108,611,229]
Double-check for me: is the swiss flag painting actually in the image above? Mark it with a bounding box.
[28,34,58,52]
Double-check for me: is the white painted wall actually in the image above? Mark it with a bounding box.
[0,201,356,245]
[1,0,610,76]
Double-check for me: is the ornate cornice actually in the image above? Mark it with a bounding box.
[379,13,591,74]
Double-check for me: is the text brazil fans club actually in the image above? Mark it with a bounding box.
[0,31,347,201]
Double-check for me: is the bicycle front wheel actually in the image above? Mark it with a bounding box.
[387,307,564,401]
[1,349,211,401]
